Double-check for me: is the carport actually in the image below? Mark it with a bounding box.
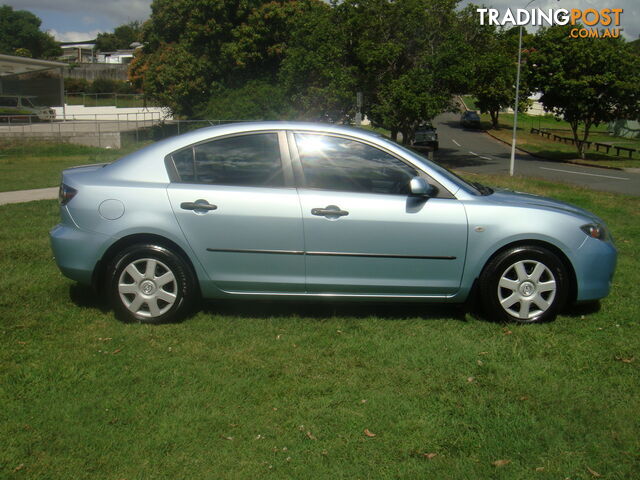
[0,54,66,118]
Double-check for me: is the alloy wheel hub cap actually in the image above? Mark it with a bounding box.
[140,279,157,295]
[519,281,535,297]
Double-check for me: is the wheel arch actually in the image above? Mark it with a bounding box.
[478,239,578,304]
[91,233,200,296]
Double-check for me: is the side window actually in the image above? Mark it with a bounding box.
[172,148,195,183]
[0,97,18,107]
[295,134,417,195]
[171,133,284,187]
[195,133,283,187]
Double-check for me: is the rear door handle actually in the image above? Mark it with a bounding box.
[311,205,349,218]
[180,200,218,211]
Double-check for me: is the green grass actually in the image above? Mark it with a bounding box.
[483,114,640,169]
[0,141,147,192]
[1,175,639,478]
[461,95,479,111]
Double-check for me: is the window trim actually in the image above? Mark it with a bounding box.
[287,130,455,199]
[164,130,295,188]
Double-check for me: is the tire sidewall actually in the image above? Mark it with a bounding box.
[108,244,195,324]
[480,246,568,324]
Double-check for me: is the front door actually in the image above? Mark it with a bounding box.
[291,132,467,296]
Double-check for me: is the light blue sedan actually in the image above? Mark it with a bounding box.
[50,122,617,324]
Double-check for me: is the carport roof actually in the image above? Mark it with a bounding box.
[0,54,66,77]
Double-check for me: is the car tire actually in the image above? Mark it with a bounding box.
[108,243,197,324]
[479,245,568,324]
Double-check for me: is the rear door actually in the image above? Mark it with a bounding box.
[166,131,305,293]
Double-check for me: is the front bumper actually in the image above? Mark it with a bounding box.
[50,224,111,285]
[574,237,617,301]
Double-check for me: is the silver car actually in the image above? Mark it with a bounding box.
[50,122,617,324]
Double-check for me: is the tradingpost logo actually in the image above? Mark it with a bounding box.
[477,8,624,38]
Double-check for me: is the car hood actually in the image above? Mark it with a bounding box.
[490,189,602,223]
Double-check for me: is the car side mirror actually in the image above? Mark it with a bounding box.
[409,177,436,197]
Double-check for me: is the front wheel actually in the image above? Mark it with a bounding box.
[108,244,197,324]
[479,246,569,324]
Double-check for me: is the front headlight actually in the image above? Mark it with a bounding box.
[580,223,608,241]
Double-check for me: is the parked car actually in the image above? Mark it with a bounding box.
[0,95,55,121]
[461,110,481,129]
[412,123,438,150]
[50,122,616,324]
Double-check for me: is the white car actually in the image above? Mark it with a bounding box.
[0,95,56,121]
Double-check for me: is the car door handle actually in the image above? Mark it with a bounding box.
[180,201,218,211]
[311,206,349,217]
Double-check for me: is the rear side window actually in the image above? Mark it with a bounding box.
[172,148,195,182]
[171,133,284,187]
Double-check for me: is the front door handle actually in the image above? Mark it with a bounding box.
[181,200,218,211]
[311,205,349,218]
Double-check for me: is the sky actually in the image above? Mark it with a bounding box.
[2,0,638,43]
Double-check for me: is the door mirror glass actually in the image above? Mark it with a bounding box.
[409,177,435,197]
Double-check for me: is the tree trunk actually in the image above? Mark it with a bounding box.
[569,120,582,159]
[401,128,411,145]
[391,129,398,142]
[579,121,592,160]
[490,110,499,129]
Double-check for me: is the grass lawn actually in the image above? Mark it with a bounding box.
[461,95,479,112]
[1,174,638,478]
[481,114,640,170]
[0,141,145,193]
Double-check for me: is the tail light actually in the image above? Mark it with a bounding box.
[59,183,77,206]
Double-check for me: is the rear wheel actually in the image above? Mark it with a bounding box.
[108,244,196,324]
[480,246,568,323]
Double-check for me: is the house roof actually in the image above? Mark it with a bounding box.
[0,54,67,77]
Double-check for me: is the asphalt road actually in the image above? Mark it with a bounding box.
[431,112,640,196]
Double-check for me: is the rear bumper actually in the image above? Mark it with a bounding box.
[50,224,111,285]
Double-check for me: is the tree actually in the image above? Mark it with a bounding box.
[0,5,60,59]
[370,68,451,142]
[334,0,465,142]
[473,28,532,129]
[201,79,295,119]
[279,0,357,119]
[131,0,282,115]
[529,25,640,158]
[95,21,143,52]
